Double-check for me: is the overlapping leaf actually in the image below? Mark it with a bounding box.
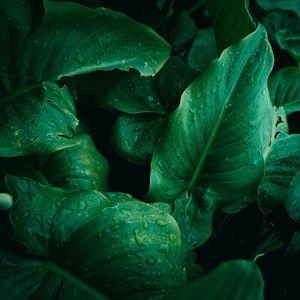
[5,176,185,299]
[0,82,78,157]
[269,67,300,115]
[258,133,300,215]
[0,0,170,157]
[148,25,275,210]
[174,260,264,300]
[208,0,255,53]
[262,10,300,64]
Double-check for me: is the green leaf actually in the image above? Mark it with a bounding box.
[172,190,216,249]
[148,25,275,213]
[285,171,300,223]
[256,0,300,18]
[6,176,110,256]
[174,260,264,300]
[0,156,48,191]
[57,193,185,299]
[0,0,31,93]
[0,82,78,157]
[165,12,197,54]
[42,133,109,191]
[187,27,218,73]
[285,231,300,255]
[207,0,255,53]
[154,57,198,112]
[104,70,165,114]
[0,249,108,300]
[17,0,171,87]
[262,10,300,64]
[111,114,165,164]
[269,67,300,115]
[258,133,300,215]
[6,177,185,299]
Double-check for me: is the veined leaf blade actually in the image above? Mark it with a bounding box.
[148,25,275,212]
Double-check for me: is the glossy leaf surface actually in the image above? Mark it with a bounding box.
[258,134,300,215]
[174,260,264,300]
[0,82,78,157]
[148,25,275,212]
[43,133,109,191]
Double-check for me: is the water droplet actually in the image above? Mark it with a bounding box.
[76,55,84,63]
[77,200,88,211]
[158,243,171,256]
[169,234,177,243]
[146,95,160,107]
[127,82,135,92]
[22,210,30,219]
[156,219,169,227]
[34,214,42,223]
[146,256,157,266]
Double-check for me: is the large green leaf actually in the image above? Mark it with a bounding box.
[258,133,300,215]
[111,114,165,164]
[58,193,185,299]
[6,177,185,299]
[17,0,171,88]
[262,10,300,64]
[42,133,109,191]
[286,171,300,223]
[0,0,31,93]
[257,0,300,18]
[207,0,255,53]
[0,82,78,157]
[174,260,264,300]
[148,25,275,211]
[0,249,107,300]
[7,176,110,256]
[269,67,300,115]
[187,27,218,73]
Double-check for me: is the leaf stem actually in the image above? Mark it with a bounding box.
[44,261,106,299]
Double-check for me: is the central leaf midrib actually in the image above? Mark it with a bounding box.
[186,76,243,192]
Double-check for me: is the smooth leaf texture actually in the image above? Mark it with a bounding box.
[104,70,164,114]
[187,27,218,73]
[258,133,300,215]
[285,171,300,223]
[0,82,78,157]
[17,0,171,87]
[148,25,275,212]
[174,260,264,300]
[154,57,198,112]
[262,10,300,64]
[165,12,197,54]
[207,0,255,53]
[0,249,107,300]
[0,0,31,93]
[257,0,300,18]
[269,67,300,115]
[42,133,109,191]
[111,114,165,164]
